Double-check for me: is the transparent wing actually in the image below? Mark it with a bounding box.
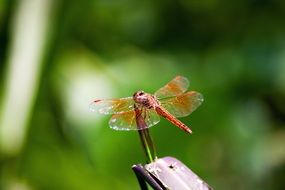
[109,109,160,131]
[143,108,161,128]
[160,91,203,118]
[90,97,134,114]
[154,76,189,99]
[109,111,137,131]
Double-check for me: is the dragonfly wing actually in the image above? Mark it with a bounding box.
[109,109,160,131]
[160,91,203,118]
[143,108,161,128]
[90,97,134,114]
[109,111,137,130]
[154,76,189,99]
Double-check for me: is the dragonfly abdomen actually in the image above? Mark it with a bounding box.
[155,107,192,134]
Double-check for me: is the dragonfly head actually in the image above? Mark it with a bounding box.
[133,91,148,104]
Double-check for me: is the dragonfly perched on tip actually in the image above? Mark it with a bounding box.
[90,76,203,134]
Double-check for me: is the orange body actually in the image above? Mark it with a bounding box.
[91,76,203,133]
[155,106,192,134]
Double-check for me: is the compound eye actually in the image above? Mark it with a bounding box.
[138,92,144,96]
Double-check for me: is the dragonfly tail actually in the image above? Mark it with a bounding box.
[155,107,192,134]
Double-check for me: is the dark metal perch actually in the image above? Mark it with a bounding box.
[132,157,213,190]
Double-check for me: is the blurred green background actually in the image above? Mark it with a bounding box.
[1,0,285,189]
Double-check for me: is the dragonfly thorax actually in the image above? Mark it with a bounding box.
[133,91,159,109]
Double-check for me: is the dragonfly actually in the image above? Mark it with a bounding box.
[90,76,203,134]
